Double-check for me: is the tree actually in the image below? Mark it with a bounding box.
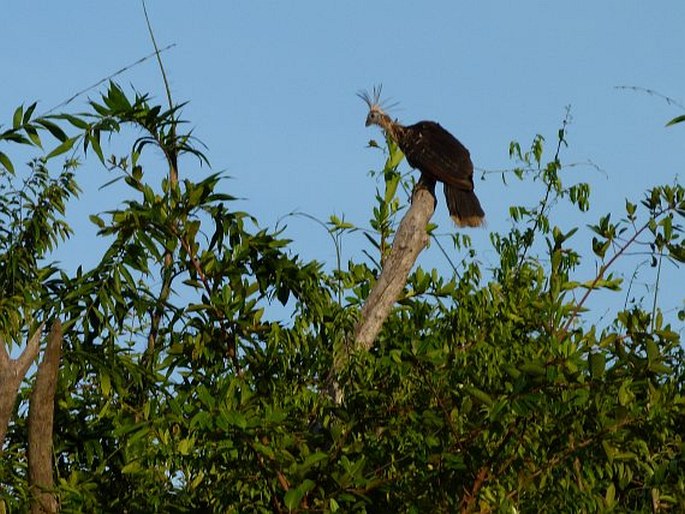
[0,80,683,513]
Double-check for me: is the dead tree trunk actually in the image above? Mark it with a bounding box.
[353,183,435,350]
[28,320,62,514]
[0,323,44,448]
[330,181,436,403]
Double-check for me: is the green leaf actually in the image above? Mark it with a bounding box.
[100,373,112,398]
[648,362,671,374]
[464,385,494,406]
[618,381,634,406]
[625,200,637,218]
[36,118,69,142]
[0,151,14,174]
[589,352,605,379]
[520,361,546,377]
[222,410,247,429]
[503,364,521,379]
[178,438,193,456]
[99,175,125,190]
[25,125,42,148]
[56,113,89,130]
[105,81,132,111]
[605,483,616,508]
[666,114,685,127]
[89,214,106,229]
[591,236,609,259]
[384,173,400,203]
[645,340,659,363]
[284,487,304,511]
[284,479,315,510]
[121,461,142,474]
[46,136,77,159]
[301,452,328,473]
[12,105,23,129]
[87,130,105,162]
[23,102,37,124]
[386,137,405,169]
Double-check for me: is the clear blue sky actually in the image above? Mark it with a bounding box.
[3,2,684,326]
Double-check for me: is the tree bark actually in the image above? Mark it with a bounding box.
[328,180,436,403]
[28,320,62,514]
[0,323,44,448]
[353,182,435,351]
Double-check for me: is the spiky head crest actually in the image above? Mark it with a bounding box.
[357,85,398,128]
[357,85,385,112]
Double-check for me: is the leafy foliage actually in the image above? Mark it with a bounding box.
[1,82,683,513]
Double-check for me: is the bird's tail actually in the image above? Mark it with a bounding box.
[444,184,485,228]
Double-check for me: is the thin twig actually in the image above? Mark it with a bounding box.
[42,44,176,116]
[559,218,657,336]
[615,85,685,110]
[142,1,174,112]
[141,0,178,361]
[277,210,347,306]
[650,251,663,331]
[476,159,604,177]
[431,232,460,278]
[516,109,571,270]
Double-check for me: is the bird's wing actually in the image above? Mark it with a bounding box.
[398,121,475,191]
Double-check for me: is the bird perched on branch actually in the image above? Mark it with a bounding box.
[359,86,485,227]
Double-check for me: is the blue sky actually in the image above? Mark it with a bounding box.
[3,1,684,326]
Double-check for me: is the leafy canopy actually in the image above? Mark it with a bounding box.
[0,82,683,513]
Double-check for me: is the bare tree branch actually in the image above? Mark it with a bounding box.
[352,183,435,351]
[329,183,435,403]
[28,320,62,514]
[0,323,45,447]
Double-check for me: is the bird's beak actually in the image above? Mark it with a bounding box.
[365,114,372,127]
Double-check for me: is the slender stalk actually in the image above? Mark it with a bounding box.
[142,1,174,113]
[142,0,178,360]
[650,251,663,331]
[517,112,569,270]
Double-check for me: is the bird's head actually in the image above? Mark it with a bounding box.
[358,85,396,130]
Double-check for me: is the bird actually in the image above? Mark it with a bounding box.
[359,86,485,227]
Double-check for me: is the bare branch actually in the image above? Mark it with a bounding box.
[0,323,45,447]
[328,181,435,403]
[17,324,46,379]
[354,182,435,352]
[28,320,62,514]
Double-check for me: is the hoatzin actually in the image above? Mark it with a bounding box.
[359,87,485,227]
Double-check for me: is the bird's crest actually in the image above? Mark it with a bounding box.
[357,85,398,115]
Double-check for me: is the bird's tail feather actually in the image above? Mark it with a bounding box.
[444,185,485,228]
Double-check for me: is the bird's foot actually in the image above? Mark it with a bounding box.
[412,175,437,208]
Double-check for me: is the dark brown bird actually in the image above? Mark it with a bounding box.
[359,87,485,227]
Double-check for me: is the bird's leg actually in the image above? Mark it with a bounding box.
[413,173,437,209]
